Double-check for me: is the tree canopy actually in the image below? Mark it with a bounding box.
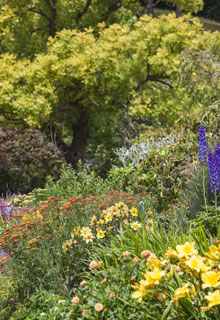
[0,0,218,167]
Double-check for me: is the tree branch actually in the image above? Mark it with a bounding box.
[28,7,51,22]
[77,0,92,20]
[30,26,48,35]
[0,108,27,126]
[87,96,104,110]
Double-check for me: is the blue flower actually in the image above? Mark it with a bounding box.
[208,151,220,193]
[199,126,207,163]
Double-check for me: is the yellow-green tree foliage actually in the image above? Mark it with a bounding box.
[0,14,217,126]
[0,0,216,166]
[0,0,203,56]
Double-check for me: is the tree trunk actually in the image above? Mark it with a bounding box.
[175,6,181,18]
[64,112,89,168]
[147,0,154,16]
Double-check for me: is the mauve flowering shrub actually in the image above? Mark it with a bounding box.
[0,127,65,195]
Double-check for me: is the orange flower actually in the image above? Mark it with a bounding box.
[109,292,115,297]
[82,310,86,317]
[101,278,107,284]
[80,280,87,287]
[132,257,140,264]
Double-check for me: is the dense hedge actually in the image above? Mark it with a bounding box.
[0,127,65,195]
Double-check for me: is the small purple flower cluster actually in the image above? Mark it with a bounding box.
[0,199,15,221]
[199,126,220,193]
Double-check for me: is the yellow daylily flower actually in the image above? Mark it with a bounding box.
[96,229,106,239]
[131,280,151,303]
[149,257,164,269]
[130,207,138,217]
[185,255,210,273]
[104,212,113,222]
[165,247,179,259]
[176,242,198,258]
[174,283,190,299]
[205,290,220,309]
[202,271,220,289]
[130,221,142,230]
[206,245,220,260]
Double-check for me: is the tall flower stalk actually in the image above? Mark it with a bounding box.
[199,126,207,163]
[199,126,208,212]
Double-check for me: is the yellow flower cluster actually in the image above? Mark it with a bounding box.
[63,203,142,251]
[132,241,220,312]
[22,210,42,221]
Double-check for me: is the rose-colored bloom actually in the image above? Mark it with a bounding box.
[97,261,102,268]
[141,250,151,259]
[131,275,136,281]
[94,303,104,312]
[122,251,130,257]
[72,296,80,304]
[104,308,108,312]
[132,257,140,264]
[89,260,98,269]
[80,280,87,287]
[109,292,115,297]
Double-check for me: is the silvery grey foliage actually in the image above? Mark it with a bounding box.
[115,135,176,167]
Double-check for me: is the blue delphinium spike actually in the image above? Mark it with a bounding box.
[199,126,207,163]
[208,151,220,193]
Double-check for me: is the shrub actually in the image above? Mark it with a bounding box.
[0,127,65,195]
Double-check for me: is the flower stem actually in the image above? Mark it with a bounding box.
[202,166,208,213]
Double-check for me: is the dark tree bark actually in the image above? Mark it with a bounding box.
[63,112,90,168]
[175,6,181,18]
[147,0,154,16]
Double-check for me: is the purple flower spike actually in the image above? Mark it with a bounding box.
[208,151,220,193]
[199,126,207,163]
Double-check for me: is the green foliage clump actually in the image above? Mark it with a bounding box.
[10,290,71,320]
[0,127,65,195]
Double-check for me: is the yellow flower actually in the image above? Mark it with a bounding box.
[116,202,127,211]
[165,247,179,259]
[149,257,164,269]
[205,290,220,309]
[174,283,190,299]
[145,219,153,231]
[80,227,94,243]
[104,212,113,223]
[201,271,220,289]
[185,255,209,273]
[74,226,81,236]
[176,242,198,258]
[206,245,220,260]
[130,207,138,217]
[149,267,165,284]
[90,215,97,226]
[96,229,105,239]
[130,221,142,230]
[97,219,104,225]
[131,280,151,303]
